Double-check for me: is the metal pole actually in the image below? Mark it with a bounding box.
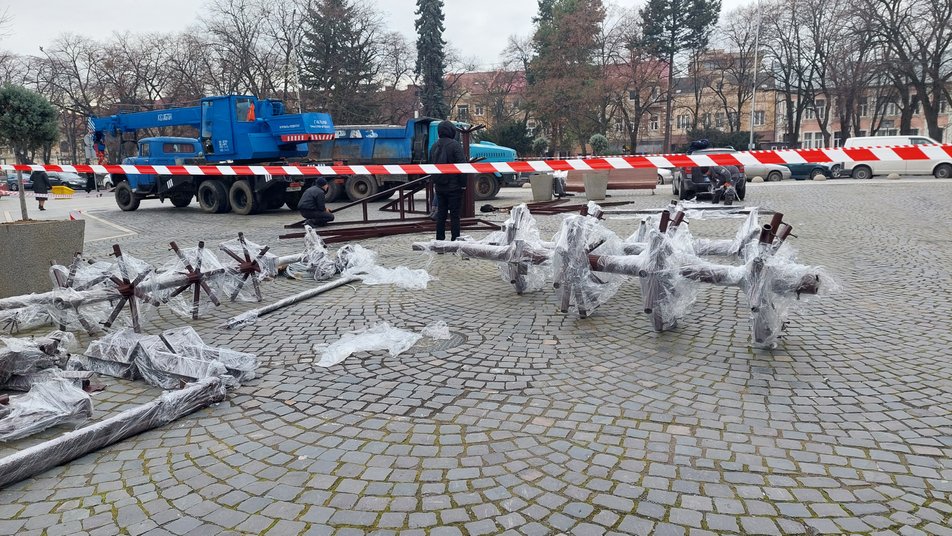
[749,0,763,150]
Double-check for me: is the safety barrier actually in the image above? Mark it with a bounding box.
[1,144,950,176]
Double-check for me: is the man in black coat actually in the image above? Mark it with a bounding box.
[429,120,467,241]
[30,168,51,211]
[298,177,335,227]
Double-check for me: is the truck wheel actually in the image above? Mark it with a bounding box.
[852,165,872,180]
[345,175,379,201]
[197,180,230,214]
[285,191,303,210]
[170,192,192,208]
[229,180,259,215]
[115,182,140,211]
[325,179,344,202]
[473,174,497,200]
[263,189,286,210]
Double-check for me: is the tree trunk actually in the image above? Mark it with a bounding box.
[16,169,28,222]
[663,51,674,153]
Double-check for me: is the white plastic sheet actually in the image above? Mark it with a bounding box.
[0,378,93,441]
[339,245,434,290]
[421,320,451,340]
[314,322,422,367]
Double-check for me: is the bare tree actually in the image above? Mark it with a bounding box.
[761,0,813,146]
[613,8,668,152]
[708,4,762,133]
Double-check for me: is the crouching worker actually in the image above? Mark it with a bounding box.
[299,177,335,227]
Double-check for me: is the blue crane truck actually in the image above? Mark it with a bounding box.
[89,94,336,215]
[314,119,519,202]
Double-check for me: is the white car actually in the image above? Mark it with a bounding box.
[843,135,952,179]
[101,174,114,189]
[657,168,674,184]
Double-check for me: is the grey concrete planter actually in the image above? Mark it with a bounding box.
[0,219,86,298]
[529,172,554,202]
[583,171,609,201]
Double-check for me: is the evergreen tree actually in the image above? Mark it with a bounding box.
[299,0,380,123]
[414,0,447,118]
[0,84,59,220]
[640,0,720,151]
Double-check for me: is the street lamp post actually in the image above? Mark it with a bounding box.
[749,1,763,150]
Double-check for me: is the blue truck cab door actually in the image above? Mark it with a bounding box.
[200,96,238,160]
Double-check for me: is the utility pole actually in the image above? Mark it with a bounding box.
[748,0,763,150]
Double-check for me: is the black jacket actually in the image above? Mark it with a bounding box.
[30,170,50,194]
[429,120,467,193]
[298,184,327,213]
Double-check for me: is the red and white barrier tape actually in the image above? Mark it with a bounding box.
[2,145,950,177]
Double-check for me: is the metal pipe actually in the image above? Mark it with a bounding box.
[225,276,360,329]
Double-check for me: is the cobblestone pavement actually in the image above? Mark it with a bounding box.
[1,179,951,535]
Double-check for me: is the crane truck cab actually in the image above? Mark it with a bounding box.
[318,118,518,202]
[90,94,336,215]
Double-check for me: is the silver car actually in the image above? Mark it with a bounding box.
[691,148,792,181]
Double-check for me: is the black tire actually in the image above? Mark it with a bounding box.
[678,180,693,200]
[657,174,664,185]
[736,183,746,201]
[9,182,17,191]
[810,168,825,180]
[325,179,344,203]
[671,175,679,195]
[229,180,259,215]
[170,192,192,208]
[197,180,230,214]
[768,171,782,182]
[852,165,872,180]
[933,163,952,179]
[345,175,379,201]
[114,182,140,211]
[284,190,303,210]
[473,174,497,200]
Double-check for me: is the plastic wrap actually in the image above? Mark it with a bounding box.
[495,205,549,293]
[134,344,234,390]
[156,244,226,318]
[314,322,422,368]
[0,331,75,383]
[285,226,340,281]
[636,230,701,331]
[339,244,433,290]
[0,306,52,335]
[152,326,258,383]
[70,329,147,380]
[421,320,451,340]
[552,214,628,316]
[218,236,279,302]
[46,260,120,333]
[0,369,94,392]
[0,378,93,441]
[0,377,226,489]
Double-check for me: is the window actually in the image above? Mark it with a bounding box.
[650,116,659,130]
[614,122,624,134]
[940,100,948,114]
[702,113,713,127]
[676,114,690,129]
[236,97,255,122]
[912,137,932,145]
[833,137,841,148]
[715,112,725,128]
[858,97,869,117]
[139,143,151,157]
[909,128,920,136]
[474,105,484,116]
[885,101,899,116]
[163,143,195,154]
[815,99,826,118]
[753,110,766,127]
[804,107,815,120]
[857,130,867,137]
[727,112,738,127]
[628,90,638,101]
[457,105,469,121]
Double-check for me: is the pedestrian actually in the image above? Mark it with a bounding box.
[298,177,335,227]
[30,167,51,212]
[429,120,467,241]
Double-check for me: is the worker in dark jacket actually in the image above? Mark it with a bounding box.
[429,120,467,241]
[30,167,51,211]
[298,177,335,227]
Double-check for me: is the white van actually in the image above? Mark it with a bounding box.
[842,135,951,179]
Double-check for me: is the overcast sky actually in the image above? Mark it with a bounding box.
[2,0,749,67]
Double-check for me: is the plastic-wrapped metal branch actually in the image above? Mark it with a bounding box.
[551,213,628,318]
[0,377,226,489]
[0,331,76,386]
[282,226,340,281]
[218,233,279,302]
[412,204,552,294]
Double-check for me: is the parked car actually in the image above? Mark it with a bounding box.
[101,174,114,189]
[690,147,792,181]
[657,168,674,184]
[5,171,32,191]
[782,162,843,180]
[842,135,952,179]
[47,171,88,190]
